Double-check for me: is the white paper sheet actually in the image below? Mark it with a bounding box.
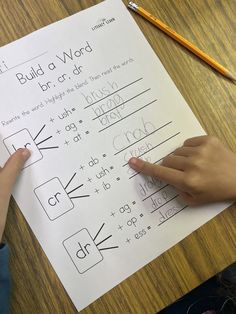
[0,0,228,311]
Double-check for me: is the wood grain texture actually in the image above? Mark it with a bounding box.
[0,0,235,313]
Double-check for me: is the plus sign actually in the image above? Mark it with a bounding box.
[126,238,131,244]
[110,211,115,217]
[56,129,61,135]
[94,188,99,194]
[87,178,92,183]
[80,165,85,170]
[50,117,55,123]
[64,140,70,145]
[118,225,123,231]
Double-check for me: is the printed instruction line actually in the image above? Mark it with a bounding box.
[123,132,180,167]
[70,195,90,199]
[36,135,53,146]
[93,88,151,120]
[93,223,105,241]
[0,51,48,75]
[157,205,188,226]
[33,124,46,141]
[99,246,119,251]
[39,146,59,150]
[64,173,77,190]
[67,184,84,195]
[84,77,143,109]
[114,121,172,155]
[99,99,157,132]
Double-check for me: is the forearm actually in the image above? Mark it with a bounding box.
[0,149,29,314]
[0,243,11,314]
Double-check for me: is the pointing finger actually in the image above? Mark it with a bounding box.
[129,157,184,187]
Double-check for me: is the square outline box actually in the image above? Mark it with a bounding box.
[63,228,104,274]
[3,128,43,169]
[34,177,74,221]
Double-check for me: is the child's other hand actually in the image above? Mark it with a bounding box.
[129,136,236,205]
[0,149,30,241]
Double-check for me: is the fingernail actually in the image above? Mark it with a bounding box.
[128,157,140,169]
[21,148,31,159]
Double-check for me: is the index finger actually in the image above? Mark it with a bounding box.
[129,157,184,187]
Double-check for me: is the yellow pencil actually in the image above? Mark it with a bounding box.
[128,2,236,82]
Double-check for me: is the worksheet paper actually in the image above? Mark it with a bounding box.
[0,0,228,311]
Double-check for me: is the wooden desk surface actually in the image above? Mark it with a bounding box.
[1,0,236,313]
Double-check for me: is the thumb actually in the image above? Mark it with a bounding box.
[0,148,30,195]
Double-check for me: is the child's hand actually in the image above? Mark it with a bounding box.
[129,136,236,205]
[0,149,30,241]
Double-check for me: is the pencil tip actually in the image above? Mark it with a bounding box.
[226,71,236,82]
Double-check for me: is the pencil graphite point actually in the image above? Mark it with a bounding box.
[226,71,236,83]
